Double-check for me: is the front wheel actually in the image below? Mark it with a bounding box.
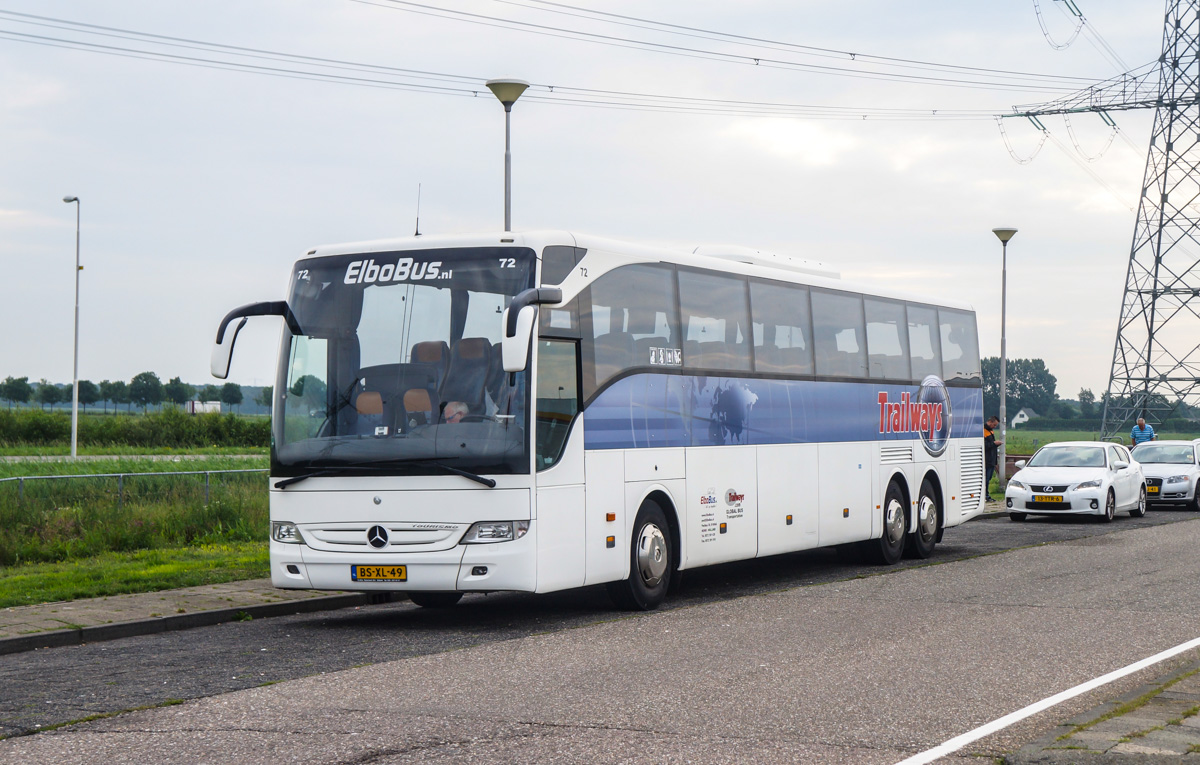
[1130,485,1147,517]
[607,501,673,611]
[408,591,464,608]
[861,481,906,565]
[906,478,939,559]
[1100,489,1116,523]
[1009,512,1027,522]
[1190,482,1200,512]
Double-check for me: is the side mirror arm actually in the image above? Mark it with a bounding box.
[211,301,301,380]
[504,288,563,338]
[501,288,563,375]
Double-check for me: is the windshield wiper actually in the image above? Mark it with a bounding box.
[419,461,497,488]
[274,469,335,489]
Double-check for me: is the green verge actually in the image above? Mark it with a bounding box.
[0,543,268,608]
[1003,429,1200,455]
[0,445,267,457]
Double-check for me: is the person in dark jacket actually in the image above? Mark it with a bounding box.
[984,416,1003,501]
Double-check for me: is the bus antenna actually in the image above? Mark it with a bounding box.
[414,183,422,237]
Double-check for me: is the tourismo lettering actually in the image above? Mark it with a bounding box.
[877,392,943,438]
[344,257,443,285]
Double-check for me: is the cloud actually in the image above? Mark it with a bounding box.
[721,119,859,167]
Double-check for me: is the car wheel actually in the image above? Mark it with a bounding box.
[861,481,906,565]
[1100,489,1116,523]
[408,591,464,608]
[1009,512,1027,522]
[1130,485,1147,518]
[606,500,672,611]
[906,478,939,559]
[1190,482,1200,512]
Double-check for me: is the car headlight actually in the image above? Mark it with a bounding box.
[1074,479,1102,490]
[461,520,530,544]
[271,521,305,544]
[1166,475,1189,484]
[1007,480,1025,490]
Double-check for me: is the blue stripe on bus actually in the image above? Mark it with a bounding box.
[582,373,983,450]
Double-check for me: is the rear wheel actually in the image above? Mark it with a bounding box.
[1100,489,1116,523]
[1009,512,1027,522]
[907,479,939,559]
[1130,485,1147,517]
[861,481,906,565]
[408,591,463,608]
[607,501,672,611]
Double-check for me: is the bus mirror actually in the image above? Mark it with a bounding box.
[501,305,538,373]
[210,301,301,379]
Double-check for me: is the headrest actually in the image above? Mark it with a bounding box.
[355,391,383,416]
[403,388,433,412]
[412,341,449,365]
[456,337,490,360]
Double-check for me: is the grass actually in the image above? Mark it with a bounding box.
[0,543,268,608]
[1003,429,1200,454]
[1058,667,1200,740]
[0,445,266,457]
[0,455,267,479]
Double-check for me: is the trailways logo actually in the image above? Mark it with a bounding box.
[877,375,953,457]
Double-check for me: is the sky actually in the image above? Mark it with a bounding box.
[0,0,1170,397]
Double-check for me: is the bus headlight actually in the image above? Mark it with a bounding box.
[461,520,530,544]
[271,521,305,544]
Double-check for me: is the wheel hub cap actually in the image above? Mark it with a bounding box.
[886,499,905,545]
[636,524,668,587]
[918,496,937,542]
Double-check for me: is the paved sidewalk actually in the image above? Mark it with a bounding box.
[0,579,390,656]
[1007,657,1200,762]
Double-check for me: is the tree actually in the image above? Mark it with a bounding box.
[1,376,32,409]
[198,384,221,402]
[129,371,164,412]
[982,357,1058,420]
[77,380,100,410]
[221,382,244,412]
[108,380,130,413]
[1078,388,1096,419]
[256,386,273,410]
[290,375,327,410]
[164,377,195,406]
[36,380,61,410]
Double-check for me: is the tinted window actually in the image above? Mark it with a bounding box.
[907,304,942,380]
[940,308,981,382]
[865,298,910,380]
[539,246,583,338]
[679,271,751,372]
[812,290,866,378]
[750,281,813,375]
[535,339,579,471]
[581,265,680,395]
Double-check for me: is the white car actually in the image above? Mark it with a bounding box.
[1130,439,1200,511]
[1005,441,1146,522]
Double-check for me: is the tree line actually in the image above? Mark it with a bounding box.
[0,374,274,413]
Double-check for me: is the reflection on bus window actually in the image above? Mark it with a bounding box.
[865,298,911,380]
[907,304,942,379]
[812,290,867,378]
[939,308,981,381]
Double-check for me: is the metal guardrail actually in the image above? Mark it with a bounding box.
[0,469,267,507]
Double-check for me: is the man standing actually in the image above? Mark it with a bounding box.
[984,415,1003,501]
[1131,417,1156,445]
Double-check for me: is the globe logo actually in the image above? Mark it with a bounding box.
[916,375,953,457]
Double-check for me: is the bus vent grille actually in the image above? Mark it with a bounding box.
[960,445,984,512]
[880,445,913,464]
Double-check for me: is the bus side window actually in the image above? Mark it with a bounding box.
[749,280,813,375]
[678,270,751,372]
[539,246,583,339]
[938,308,981,382]
[812,290,867,378]
[864,298,911,380]
[907,304,942,380]
[536,339,580,470]
[580,264,679,397]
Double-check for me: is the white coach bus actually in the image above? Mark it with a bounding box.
[212,231,984,610]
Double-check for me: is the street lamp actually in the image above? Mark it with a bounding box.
[992,227,1017,489]
[485,78,529,232]
[62,195,81,459]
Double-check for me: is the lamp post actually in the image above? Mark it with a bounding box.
[485,78,529,232]
[992,227,1017,489]
[62,195,81,459]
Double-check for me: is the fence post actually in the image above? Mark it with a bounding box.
[117,474,123,509]
[18,477,23,502]
[205,472,210,504]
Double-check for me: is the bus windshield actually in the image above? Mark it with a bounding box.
[273,247,535,477]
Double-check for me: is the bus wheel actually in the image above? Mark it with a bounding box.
[907,479,939,559]
[861,482,906,565]
[607,501,672,611]
[408,591,463,608]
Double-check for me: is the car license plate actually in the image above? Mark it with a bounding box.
[351,565,407,582]
[1148,486,1160,493]
[1032,495,1063,503]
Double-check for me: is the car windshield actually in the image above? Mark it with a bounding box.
[1027,446,1106,468]
[1132,444,1196,464]
[272,247,535,477]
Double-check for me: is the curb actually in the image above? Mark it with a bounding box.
[0,591,400,657]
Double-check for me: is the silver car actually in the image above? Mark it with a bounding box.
[1130,440,1200,511]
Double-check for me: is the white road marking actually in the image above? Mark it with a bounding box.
[894,635,1200,765]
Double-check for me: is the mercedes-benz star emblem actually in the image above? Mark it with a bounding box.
[367,525,389,549]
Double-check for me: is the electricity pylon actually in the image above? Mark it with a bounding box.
[1006,0,1200,437]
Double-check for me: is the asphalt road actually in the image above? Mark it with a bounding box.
[2,508,1199,763]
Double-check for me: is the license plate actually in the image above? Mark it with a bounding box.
[1148,486,1160,493]
[1033,495,1063,503]
[351,565,407,582]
